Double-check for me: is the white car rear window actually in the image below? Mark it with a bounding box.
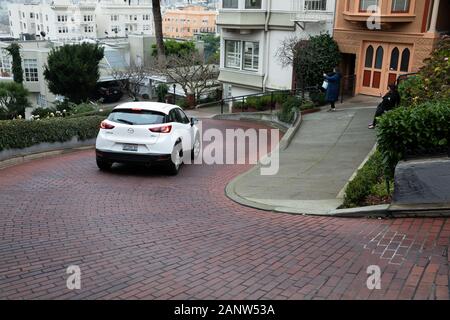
[108,109,166,125]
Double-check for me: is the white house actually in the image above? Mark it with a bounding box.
[7,0,154,41]
[217,0,335,97]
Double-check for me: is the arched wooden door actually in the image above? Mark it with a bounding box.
[387,45,412,86]
[360,42,413,96]
[361,43,387,96]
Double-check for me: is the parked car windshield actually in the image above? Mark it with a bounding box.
[108,109,166,125]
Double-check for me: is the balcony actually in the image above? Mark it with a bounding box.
[342,0,416,26]
[291,0,334,25]
[217,0,266,29]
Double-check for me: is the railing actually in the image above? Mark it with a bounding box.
[291,0,334,22]
[396,72,418,85]
[215,86,322,114]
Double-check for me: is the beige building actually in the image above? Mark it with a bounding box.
[163,5,217,39]
[334,0,450,96]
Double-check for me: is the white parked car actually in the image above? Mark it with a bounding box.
[95,102,200,175]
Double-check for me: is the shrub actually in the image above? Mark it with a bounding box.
[300,101,315,111]
[399,37,450,107]
[277,96,302,123]
[309,91,327,106]
[343,150,386,208]
[377,99,450,177]
[72,103,96,114]
[0,116,104,151]
[0,82,30,119]
[156,84,169,102]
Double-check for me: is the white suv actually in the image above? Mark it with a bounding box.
[95,102,200,175]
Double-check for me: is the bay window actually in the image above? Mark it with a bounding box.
[24,59,38,82]
[359,0,379,11]
[225,40,260,71]
[225,40,241,69]
[245,0,262,9]
[222,0,238,9]
[391,0,410,12]
[243,42,259,71]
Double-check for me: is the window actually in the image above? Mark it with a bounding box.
[58,26,68,33]
[175,109,190,124]
[304,0,327,11]
[24,59,38,82]
[225,40,241,69]
[143,14,150,20]
[57,15,67,22]
[143,25,150,31]
[400,48,410,72]
[84,26,93,33]
[111,15,118,21]
[392,0,410,12]
[37,94,47,107]
[223,0,238,9]
[390,47,399,70]
[0,51,12,77]
[365,45,374,68]
[374,46,384,69]
[243,41,259,71]
[245,0,261,9]
[359,0,378,11]
[30,13,34,18]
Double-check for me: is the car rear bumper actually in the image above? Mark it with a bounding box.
[96,149,171,164]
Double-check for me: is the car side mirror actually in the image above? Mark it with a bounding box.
[190,117,198,126]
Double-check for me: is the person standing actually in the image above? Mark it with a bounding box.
[323,68,341,112]
[368,84,401,129]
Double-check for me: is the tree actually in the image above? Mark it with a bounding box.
[43,43,104,103]
[0,82,30,119]
[5,43,23,84]
[152,0,165,59]
[151,40,197,58]
[199,34,220,63]
[277,33,341,89]
[111,63,148,101]
[150,52,219,107]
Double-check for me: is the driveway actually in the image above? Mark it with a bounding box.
[0,119,448,300]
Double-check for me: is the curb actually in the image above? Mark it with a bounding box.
[0,145,94,170]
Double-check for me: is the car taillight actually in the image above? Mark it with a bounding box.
[100,121,115,129]
[149,125,172,133]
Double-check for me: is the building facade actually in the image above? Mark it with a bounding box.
[163,5,217,39]
[7,0,154,41]
[334,0,449,96]
[0,35,154,110]
[217,0,335,98]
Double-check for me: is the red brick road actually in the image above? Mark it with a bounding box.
[0,119,449,300]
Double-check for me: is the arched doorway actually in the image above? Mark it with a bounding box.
[360,42,413,96]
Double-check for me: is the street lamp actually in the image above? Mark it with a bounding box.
[173,84,176,105]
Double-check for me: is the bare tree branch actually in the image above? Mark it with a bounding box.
[111,63,149,101]
[149,52,219,106]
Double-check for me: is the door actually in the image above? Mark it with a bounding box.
[387,45,412,86]
[361,43,387,96]
[360,42,412,96]
[174,108,192,153]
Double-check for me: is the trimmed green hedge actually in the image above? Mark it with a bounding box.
[0,116,104,151]
[377,99,450,177]
[342,150,387,208]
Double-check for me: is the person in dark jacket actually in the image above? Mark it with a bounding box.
[368,84,401,129]
[323,68,342,112]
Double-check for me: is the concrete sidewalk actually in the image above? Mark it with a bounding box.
[227,99,379,215]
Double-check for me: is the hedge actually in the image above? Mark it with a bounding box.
[342,150,386,208]
[0,116,104,152]
[377,99,450,177]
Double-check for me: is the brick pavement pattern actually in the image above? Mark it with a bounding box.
[0,119,449,300]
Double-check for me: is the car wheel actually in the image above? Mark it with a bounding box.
[191,134,200,161]
[96,157,112,171]
[166,142,183,175]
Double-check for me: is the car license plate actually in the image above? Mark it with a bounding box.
[122,144,138,152]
